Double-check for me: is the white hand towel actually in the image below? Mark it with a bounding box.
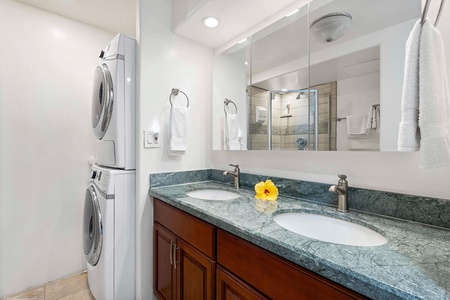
[169,106,188,154]
[398,20,421,151]
[347,114,368,137]
[226,114,240,150]
[418,20,450,169]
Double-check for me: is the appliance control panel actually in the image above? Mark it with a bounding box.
[91,169,111,194]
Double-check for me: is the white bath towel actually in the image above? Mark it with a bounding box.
[169,106,188,154]
[418,20,450,169]
[347,114,368,137]
[398,20,421,151]
[225,113,240,150]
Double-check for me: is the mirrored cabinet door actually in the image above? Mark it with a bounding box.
[249,4,310,151]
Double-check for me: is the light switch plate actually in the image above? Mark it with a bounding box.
[143,130,161,148]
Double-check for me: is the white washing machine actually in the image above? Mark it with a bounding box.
[83,164,135,300]
[92,33,136,170]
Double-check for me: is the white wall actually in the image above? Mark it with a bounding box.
[337,72,380,151]
[210,3,450,200]
[0,1,115,296]
[136,0,213,298]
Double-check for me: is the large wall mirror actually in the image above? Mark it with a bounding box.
[213,0,421,151]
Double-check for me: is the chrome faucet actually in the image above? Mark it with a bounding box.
[223,164,240,189]
[329,174,349,213]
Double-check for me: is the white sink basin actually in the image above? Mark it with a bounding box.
[186,189,240,201]
[273,213,387,247]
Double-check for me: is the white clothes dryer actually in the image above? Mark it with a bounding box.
[92,34,136,170]
[83,164,135,300]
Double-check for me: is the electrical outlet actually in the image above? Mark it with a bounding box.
[143,130,161,148]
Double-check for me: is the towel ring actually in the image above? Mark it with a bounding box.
[421,0,446,26]
[224,98,238,114]
[169,88,189,108]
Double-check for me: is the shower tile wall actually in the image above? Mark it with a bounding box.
[315,82,337,151]
[272,93,282,149]
[279,92,312,150]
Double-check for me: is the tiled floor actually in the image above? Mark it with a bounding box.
[1,272,94,300]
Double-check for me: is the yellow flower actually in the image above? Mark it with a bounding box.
[254,180,278,201]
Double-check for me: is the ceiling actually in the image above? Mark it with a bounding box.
[254,46,380,91]
[14,0,136,37]
[173,0,301,50]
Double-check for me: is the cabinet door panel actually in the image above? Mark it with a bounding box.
[217,266,269,300]
[154,223,177,300]
[177,239,215,300]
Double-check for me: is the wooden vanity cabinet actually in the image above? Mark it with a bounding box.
[154,198,367,300]
[154,199,216,300]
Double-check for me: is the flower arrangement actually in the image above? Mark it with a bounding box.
[254,180,278,201]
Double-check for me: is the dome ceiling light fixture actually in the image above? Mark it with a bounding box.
[310,12,352,43]
[202,16,219,28]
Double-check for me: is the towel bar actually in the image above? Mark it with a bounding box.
[224,98,238,114]
[169,88,189,108]
[337,104,380,122]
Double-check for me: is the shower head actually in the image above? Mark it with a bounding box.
[296,92,306,99]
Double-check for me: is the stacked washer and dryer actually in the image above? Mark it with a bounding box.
[83,33,136,300]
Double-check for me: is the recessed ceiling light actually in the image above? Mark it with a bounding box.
[238,38,248,44]
[202,17,219,28]
[244,61,248,65]
[285,9,299,17]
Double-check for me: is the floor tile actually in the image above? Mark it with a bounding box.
[1,286,44,300]
[58,289,94,300]
[44,272,88,300]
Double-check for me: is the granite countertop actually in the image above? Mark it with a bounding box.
[149,181,450,300]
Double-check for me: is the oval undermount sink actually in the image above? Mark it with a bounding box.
[273,213,387,247]
[186,189,240,201]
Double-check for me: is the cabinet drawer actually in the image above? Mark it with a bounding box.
[217,266,269,300]
[154,198,216,259]
[217,229,367,300]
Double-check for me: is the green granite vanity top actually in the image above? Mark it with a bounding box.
[149,181,450,300]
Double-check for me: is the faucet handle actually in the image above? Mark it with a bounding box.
[229,164,240,169]
[338,174,347,180]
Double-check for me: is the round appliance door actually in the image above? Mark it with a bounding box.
[92,63,114,140]
[83,185,103,266]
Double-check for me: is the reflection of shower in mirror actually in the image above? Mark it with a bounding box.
[297,137,308,150]
[296,92,308,99]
